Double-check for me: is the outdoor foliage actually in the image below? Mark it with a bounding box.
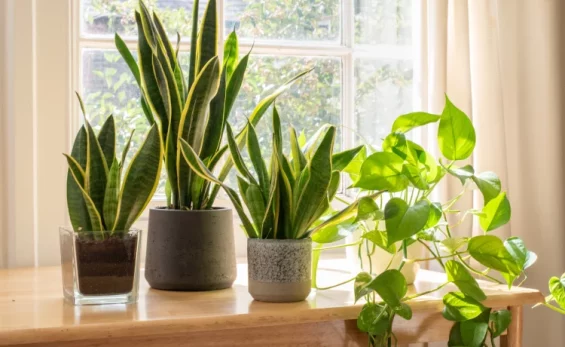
[65,94,162,235]
[179,106,365,239]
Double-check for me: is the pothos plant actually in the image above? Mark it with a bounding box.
[329,96,551,346]
[179,105,375,240]
[116,0,309,210]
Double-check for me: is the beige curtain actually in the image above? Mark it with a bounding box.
[417,0,565,346]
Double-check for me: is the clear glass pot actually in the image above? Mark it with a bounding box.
[59,228,142,305]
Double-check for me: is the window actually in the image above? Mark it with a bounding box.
[76,0,416,196]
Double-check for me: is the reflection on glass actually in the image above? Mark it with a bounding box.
[225,0,340,42]
[355,0,412,45]
[354,58,413,148]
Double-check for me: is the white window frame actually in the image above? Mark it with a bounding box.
[0,0,419,267]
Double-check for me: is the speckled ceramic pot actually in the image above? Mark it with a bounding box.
[247,238,312,302]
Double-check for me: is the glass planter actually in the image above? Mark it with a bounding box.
[59,228,142,305]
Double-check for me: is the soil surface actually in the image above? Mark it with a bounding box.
[76,233,138,295]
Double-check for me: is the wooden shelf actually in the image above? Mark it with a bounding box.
[0,260,543,346]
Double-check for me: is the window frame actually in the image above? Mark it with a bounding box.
[72,0,417,195]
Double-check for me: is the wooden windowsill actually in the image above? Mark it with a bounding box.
[0,259,543,346]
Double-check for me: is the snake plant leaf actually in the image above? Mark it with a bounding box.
[244,182,266,231]
[66,127,91,231]
[262,158,280,239]
[290,127,307,176]
[332,145,364,172]
[293,165,310,211]
[309,171,341,229]
[152,12,177,73]
[115,33,140,85]
[293,126,335,236]
[223,30,239,80]
[302,124,332,159]
[177,56,221,207]
[201,62,227,162]
[103,159,120,231]
[152,54,172,121]
[188,0,199,89]
[179,138,257,237]
[113,125,162,231]
[135,11,167,126]
[84,120,108,217]
[179,56,221,153]
[68,167,104,232]
[115,33,155,125]
[64,152,86,191]
[196,0,217,73]
[226,124,257,185]
[246,122,269,194]
[208,68,312,207]
[120,130,135,170]
[138,1,157,49]
[224,51,250,118]
[97,115,116,168]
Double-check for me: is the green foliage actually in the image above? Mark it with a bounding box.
[179,107,363,239]
[65,95,162,236]
[317,96,547,346]
[116,0,309,210]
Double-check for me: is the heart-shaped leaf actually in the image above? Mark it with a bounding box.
[354,152,409,192]
[355,197,384,223]
[357,303,389,335]
[460,309,490,347]
[445,260,487,302]
[472,171,501,204]
[385,198,430,245]
[362,229,396,254]
[468,235,521,284]
[490,309,512,338]
[504,237,537,271]
[479,192,511,232]
[438,95,476,160]
[369,269,407,310]
[392,112,441,133]
[442,292,486,322]
[549,274,565,309]
[354,272,374,302]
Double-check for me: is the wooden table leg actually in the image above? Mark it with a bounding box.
[500,305,523,347]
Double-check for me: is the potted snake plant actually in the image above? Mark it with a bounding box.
[179,106,366,302]
[61,94,161,305]
[116,0,308,291]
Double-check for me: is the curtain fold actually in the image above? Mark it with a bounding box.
[418,0,565,345]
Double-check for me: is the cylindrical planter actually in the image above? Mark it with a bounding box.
[145,207,236,291]
[247,238,312,302]
[59,228,142,305]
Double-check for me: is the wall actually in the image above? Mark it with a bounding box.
[0,0,71,268]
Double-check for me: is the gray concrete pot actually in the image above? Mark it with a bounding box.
[145,207,236,291]
[247,238,312,302]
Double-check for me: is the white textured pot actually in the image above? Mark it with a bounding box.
[345,228,423,285]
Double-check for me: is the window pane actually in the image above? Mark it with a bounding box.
[81,49,190,194]
[81,0,202,37]
[355,0,412,45]
[354,58,413,147]
[225,0,340,42]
